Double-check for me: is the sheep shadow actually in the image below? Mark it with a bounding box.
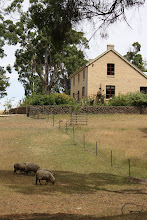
[0,169,143,195]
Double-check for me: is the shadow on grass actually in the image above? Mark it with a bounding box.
[139,128,147,138]
[0,212,147,220]
[0,170,145,195]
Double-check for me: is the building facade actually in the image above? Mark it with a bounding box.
[70,45,147,100]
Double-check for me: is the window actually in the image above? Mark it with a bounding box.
[107,64,115,75]
[83,70,85,80]
[106,86,115,99]
[73,93,75,98]
[77,91,80,101]
[78,74,80,83]
[140,87,147,94]
[82,87,85,97]
[73,77,75,86]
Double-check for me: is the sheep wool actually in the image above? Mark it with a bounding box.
[36,169,55,185]
[24,162,40,175]
[14,163,27,174]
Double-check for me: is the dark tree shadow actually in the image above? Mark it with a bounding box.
[0,170,145,196]
[0,212,147,220]
[139,128,147,138]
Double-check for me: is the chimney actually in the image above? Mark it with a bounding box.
[107,44,114,50]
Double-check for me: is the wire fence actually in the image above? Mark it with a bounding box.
[29,113,147,214]
[30,113,146,180]
[57,120,146,180]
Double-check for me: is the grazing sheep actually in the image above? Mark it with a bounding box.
[41,169,54,175]
[14,163,27,174]
[36,169,55,185]
[24,162,40,175]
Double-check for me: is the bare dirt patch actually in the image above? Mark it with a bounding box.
[0,170,146,219]
[0,187,147,218]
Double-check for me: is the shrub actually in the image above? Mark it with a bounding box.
[69,99,82,114]
[24,93,71,106]
[21,92,147,107]
[27,94,44,105]
[109,92,147,107]
[128,92,147,107]
[54,93,70,105]
[108,94,129,106]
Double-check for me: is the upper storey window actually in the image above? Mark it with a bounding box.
[107,64,115,75]
[78,74,80,83]
[83,70,85,80]
[73,77,75,86]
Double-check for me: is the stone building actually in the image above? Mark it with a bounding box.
[70,45,147,100]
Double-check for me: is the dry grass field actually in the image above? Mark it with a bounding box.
[74,114,147,178]
[0,114,146,220]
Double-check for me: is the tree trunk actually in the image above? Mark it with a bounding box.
[44,47,50,94]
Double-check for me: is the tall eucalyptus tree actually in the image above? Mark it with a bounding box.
[2,0,145,95]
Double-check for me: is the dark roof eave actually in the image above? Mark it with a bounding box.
[70,64,88,79]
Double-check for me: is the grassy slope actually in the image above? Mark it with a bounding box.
[73,114,147,178]
[0,114,146,218]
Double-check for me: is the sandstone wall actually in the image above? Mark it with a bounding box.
[9,107,26,114]
[9,105,147,115]
[28,105,147,115]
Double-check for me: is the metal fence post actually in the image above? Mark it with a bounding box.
[66,121,67,133]
[128,159,131,177]
[111,150,113,167]
[96,142,98,156]
[83,134,85,148]
[73,126,75,139]
[53,113,54,127]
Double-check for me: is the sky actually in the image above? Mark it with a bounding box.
[0,1,147,110]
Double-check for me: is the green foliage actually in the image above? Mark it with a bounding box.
[81,92,106,106]
[6,0,145,28]
[26,94,54,106]
[108,94,128,106]
[68,98,82,114]
[54,93,71,105]
[124,42,147,72]
[55,41,88,94]
[2,1,145,96]
[109,92,147,107]
[3,98,14,110]
[3,0,88,96]
[0,15,10,98]
[128,92,147,107]
[25,93,71,106]
[6,65,12,73]
[0,67,10,98]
